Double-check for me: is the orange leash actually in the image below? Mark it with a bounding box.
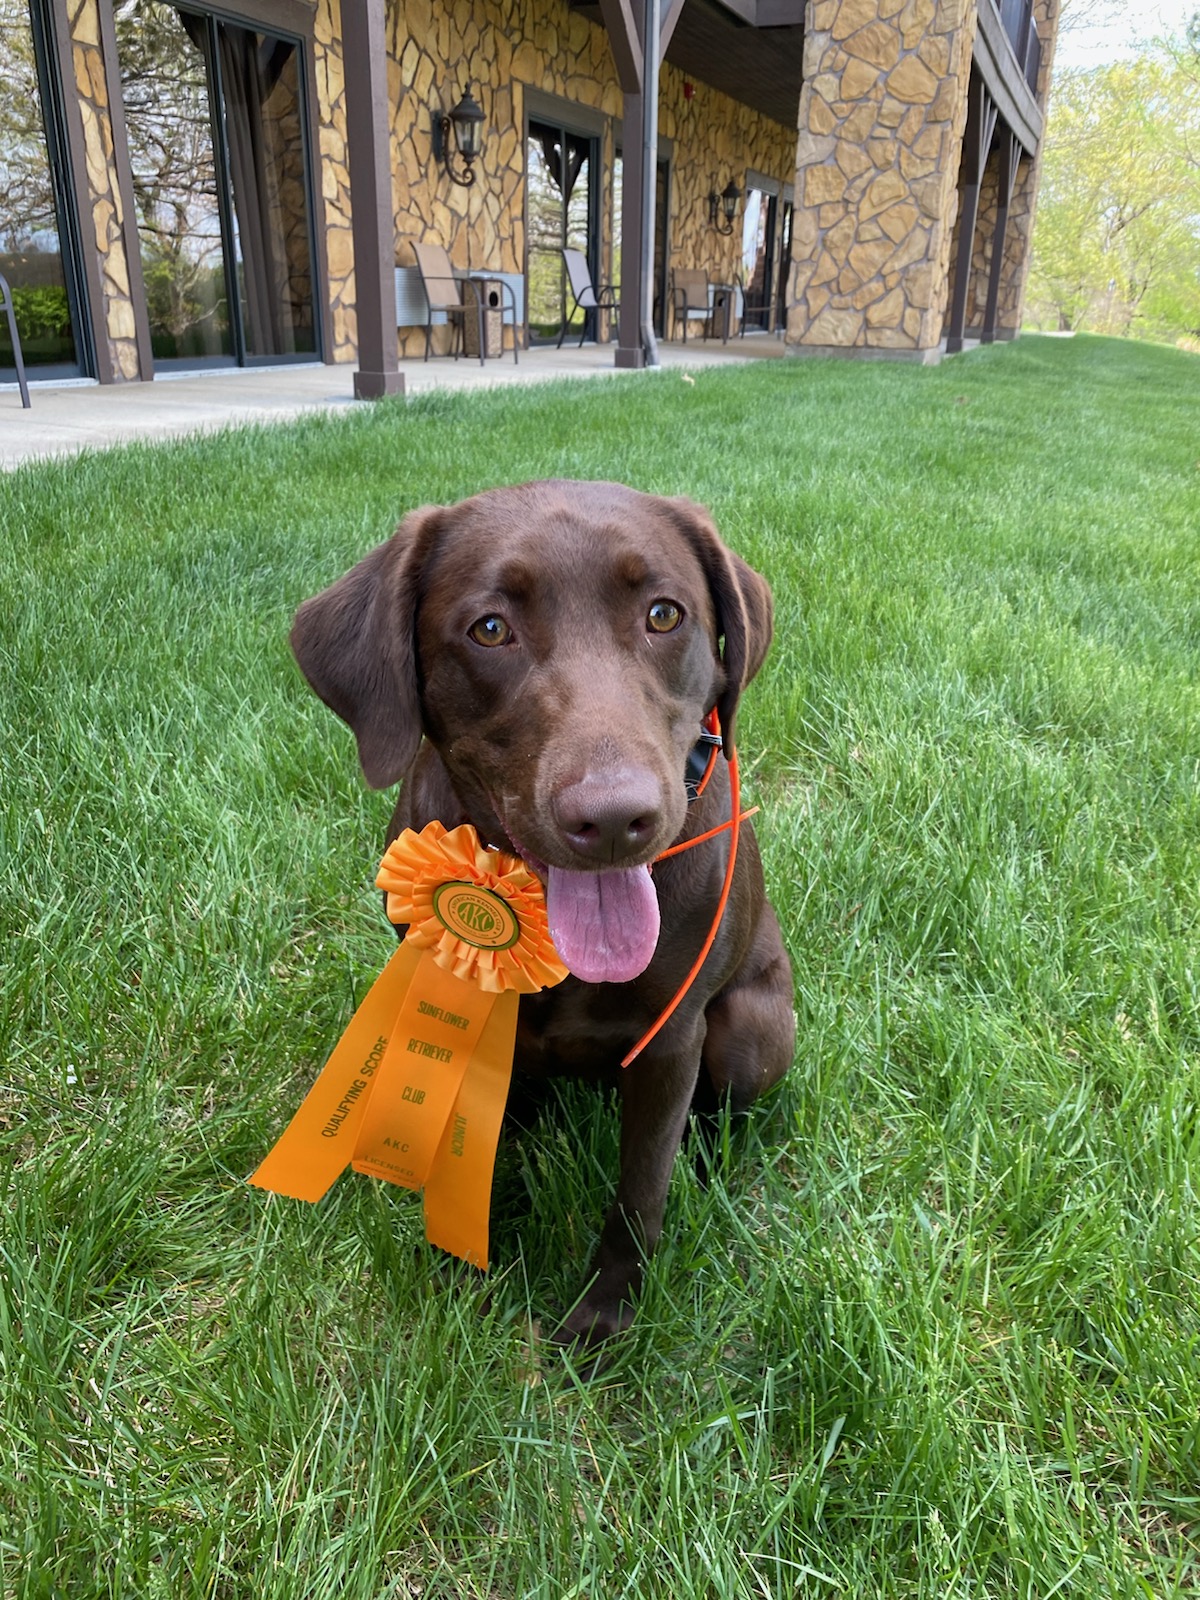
[621,735,742,1067]
[654,805,758,862]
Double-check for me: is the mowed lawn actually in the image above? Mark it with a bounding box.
[1,334,1198,1599]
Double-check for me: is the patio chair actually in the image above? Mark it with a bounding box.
[558,247,618,348]
[669,269,714,343]
[0,273,31,408]
[412,240,484,366]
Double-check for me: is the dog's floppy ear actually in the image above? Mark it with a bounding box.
[290,506,444,788]
[664,497,774,758]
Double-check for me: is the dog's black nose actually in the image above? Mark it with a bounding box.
[553,770,663,863]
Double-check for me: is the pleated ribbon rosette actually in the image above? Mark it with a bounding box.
[250,822,568,1268]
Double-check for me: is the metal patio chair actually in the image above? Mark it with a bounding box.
[558,247,619,348]
[0,273,31,408]
[412,243,517,365]
[669,268,714,343]
[412,241,483,365]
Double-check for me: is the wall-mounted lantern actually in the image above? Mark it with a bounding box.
[433,84,486,187]
[708,179,740,236]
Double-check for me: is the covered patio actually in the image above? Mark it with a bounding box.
[1,0,1059,413]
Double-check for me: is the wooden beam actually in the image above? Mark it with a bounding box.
[45,0,114,381]
[754,0,806,23]
[712,0,755,25]
[598,0,643,92]
[945,79,997,354]
[600,0,652,365]
[614,90,646,366]
[972,0,1043,154]
[342,0,404,397]
[981,131,1023,342]
[685,0,805,29]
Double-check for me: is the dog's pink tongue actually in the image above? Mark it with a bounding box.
[546,863,661,984]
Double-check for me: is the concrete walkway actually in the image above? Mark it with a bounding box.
[0,335,787,471]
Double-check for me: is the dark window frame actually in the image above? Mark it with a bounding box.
[522,88,614,348]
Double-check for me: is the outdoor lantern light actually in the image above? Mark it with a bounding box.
[436,84,486,187]
[708,179,740,235]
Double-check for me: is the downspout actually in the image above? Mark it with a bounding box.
[640,0,660,367]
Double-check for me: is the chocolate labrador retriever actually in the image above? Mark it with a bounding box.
[291,479,794,1343]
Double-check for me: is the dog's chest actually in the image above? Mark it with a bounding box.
[512,981,664,1079]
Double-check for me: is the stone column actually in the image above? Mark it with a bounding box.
[315,0,357,363]
[786,0,979,361]
[67,0,141,380]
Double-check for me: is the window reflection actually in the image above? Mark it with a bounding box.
[117,1,317,366]
[527,119,596,344]
[0,0,81,374]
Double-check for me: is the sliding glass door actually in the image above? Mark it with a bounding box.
[0,0,89,379]
[741,183,777,333]
[526,117,599,345]
[117,2,318,367]
[742,177,793,335]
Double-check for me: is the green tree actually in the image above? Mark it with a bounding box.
[1027,53,1200,341]
[0,0,59,254]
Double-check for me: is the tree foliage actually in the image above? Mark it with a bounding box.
[0,0,58,256]
[1027,52,1200,341]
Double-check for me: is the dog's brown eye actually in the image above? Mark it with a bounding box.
[647,599,683,634]
[469,614,513,647]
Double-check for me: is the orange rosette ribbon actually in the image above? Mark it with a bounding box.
[250,822,567,1268]
[377,821,567,994]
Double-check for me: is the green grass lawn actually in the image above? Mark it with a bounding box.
[2,333,1198,1598]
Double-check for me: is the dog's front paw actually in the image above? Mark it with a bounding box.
[555,1257,643,1349]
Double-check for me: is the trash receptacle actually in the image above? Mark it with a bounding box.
[462,280,504,358]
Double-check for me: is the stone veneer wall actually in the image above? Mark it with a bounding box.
[56,0,801,371]
[659,66,798,309]
[787,0,979,356]
[960,141,1032,335]
[982,152,1032,332]
[951,142,1001,332]
[67,0,140,378]
[54,0,817,371]
[47,0,1059,376]
[387,0,620,357]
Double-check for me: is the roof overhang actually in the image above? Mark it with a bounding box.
[573,0,805,129]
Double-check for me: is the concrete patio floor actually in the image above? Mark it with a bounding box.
[0,335,787,471]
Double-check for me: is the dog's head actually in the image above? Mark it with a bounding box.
[291,480,772,981]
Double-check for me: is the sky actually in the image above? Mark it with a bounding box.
[1053,0,1194,69]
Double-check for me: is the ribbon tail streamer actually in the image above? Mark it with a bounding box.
[249,942,423,1203]
[423,989,520,1269]
[351,953,496,1189]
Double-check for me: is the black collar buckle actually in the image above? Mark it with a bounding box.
[685,729,723,802]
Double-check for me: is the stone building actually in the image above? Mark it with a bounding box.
[0,0,1059,396]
